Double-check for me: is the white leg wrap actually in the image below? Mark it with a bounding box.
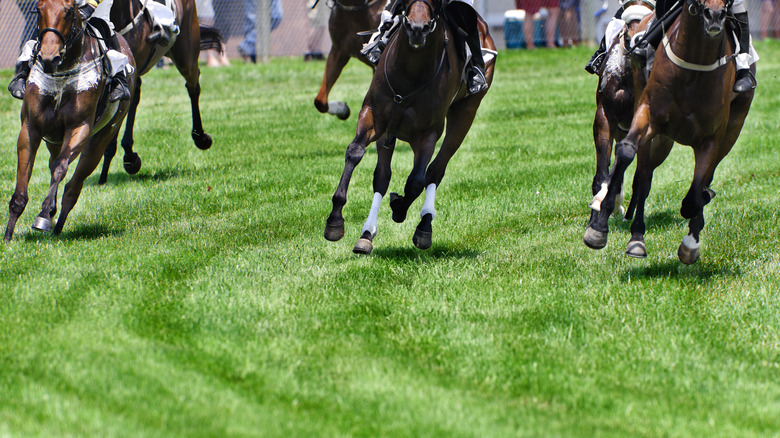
[361,192,383,238]
[589,183,608,211]
[328,101,348,116]
[420,184,437,220]
[682,234,700,250]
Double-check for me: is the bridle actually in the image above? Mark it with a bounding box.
[684,0,732,17]
[402,0,439,34]
[37,4,84,65]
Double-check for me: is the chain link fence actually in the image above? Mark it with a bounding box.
[0,0,771,68]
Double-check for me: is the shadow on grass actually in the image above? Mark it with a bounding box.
[88,167,183,186]
[370,245,481,260]
[20,223,124,242]
[623,259,741,280]
[613,207,683,232]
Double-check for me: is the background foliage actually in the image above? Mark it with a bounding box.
[0,41,779,437]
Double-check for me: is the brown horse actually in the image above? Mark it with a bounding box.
[4,0,136,241]
[324,0,496,254]
[97,0,222,184]
[313,0,384,120]
[589,4,674,224]
[584,0,755,264]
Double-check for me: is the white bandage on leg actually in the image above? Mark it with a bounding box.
[420,183,437,220]
[682,234,700,250]
[361,192,384,237]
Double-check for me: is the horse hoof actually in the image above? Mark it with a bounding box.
[337,105,350,120]
[353,237,373,255]
[31,216,52,233]
[389,192,407,223]
[625,240,647,258]
[193,131,213,150]
[583,226,608,250]
[123,153,142,175]
[677,242,700,265]
[412,228,432,250]
[327,101,350,120]
[324,219,345,242]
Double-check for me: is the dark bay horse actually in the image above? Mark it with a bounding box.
[589,3,674,224]
[97,0,222,184]
[324,0,496,254]
[4,0,136,241]
[584,0,754,264]
[313,0,384,120]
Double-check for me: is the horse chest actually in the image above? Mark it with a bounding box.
[28,62,103,113]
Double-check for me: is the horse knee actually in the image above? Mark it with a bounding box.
[9,193,28,215]
[616,141,637,163]
[345,143,366,167]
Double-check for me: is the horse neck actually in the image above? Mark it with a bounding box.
[110,0,138,29]
[393,23,447,78]
[59,21,89,70]
[672,8,726,65]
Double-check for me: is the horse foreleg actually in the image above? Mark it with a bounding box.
[98,133,119,185]
[389,131,438,225]
[314,51,351,119]
[585,104,654,250]
[120,80,142,175]
[5,122,41,242]
[354,135,396,255]
[53,138,106,236]
[325,107,375,242]
[678,139,722,264]
[33,126,89,232]
[589,102,616,219]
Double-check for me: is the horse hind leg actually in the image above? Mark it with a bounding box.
[315,51,352,120]
[389,133,437,225]
[98,133,119,185]
[121,80,143,174]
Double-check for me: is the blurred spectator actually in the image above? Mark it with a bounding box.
[197,0,231,66]
[239,0,283,62]
[559,0,579,46]
[304,0,328,61]
[514,0,560,49]
[760,0,780,39]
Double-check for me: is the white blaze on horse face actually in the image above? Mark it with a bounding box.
[361,192,384,238]
[420,183,437,219]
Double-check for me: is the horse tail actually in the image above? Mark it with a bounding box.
[199,25,224,53]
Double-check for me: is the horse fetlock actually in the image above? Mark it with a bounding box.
[389,192,407,223]
[583,226,608,250]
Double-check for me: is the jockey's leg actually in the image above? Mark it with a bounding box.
[146,1,180,46]
[732,10,757,92]
[447,2,487,94]
[7,40,36,100]
[585,37,606,74]
[361,9,399,65]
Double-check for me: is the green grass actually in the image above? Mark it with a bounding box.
[0,41,779,437]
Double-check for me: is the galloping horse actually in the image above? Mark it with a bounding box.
[589,1,674,223]
[97,0,222,184]
[313,0,384,120]
[583,0,754,263]
[4,0,136,241]
[324,0,496,254]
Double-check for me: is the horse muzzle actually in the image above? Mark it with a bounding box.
[701,7,726,36]
[404,18,434,49]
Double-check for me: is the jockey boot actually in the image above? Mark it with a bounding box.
[465,32,488,94]
[732,12,756,93]
[7,60,31,100]
[584,37,606,74]
[147,25,172,46]
[361,11,397,65]
[109,70,131,102]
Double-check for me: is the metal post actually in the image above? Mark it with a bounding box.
[255,0,271,62]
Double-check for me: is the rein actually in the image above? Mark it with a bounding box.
[118,0,150,35]
[330,0,382,12]
[383,28,448,104]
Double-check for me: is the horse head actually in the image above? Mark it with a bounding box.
[686,0,731,37]
[36,0,82,73]
[402,0,440,49]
